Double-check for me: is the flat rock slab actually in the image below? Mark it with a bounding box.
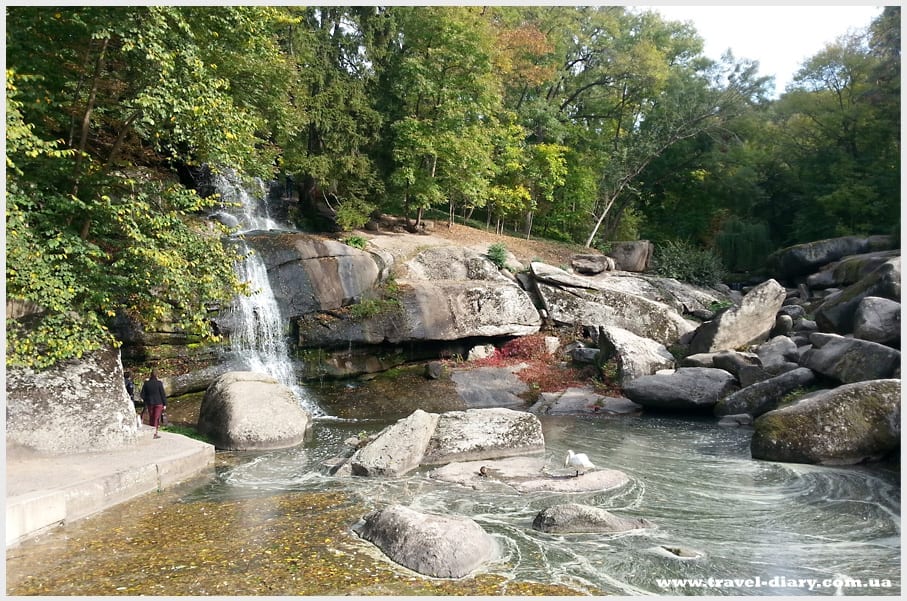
[513,469,629,493]
[528,387,641,416]
[450,366,529,408]
[429,456,629,494]
[421,408,545,465]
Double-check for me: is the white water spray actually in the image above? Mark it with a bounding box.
[213,169,323,416]
[210,168,283,232]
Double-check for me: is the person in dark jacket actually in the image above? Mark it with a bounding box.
[140,369,168,439]
[124,371,135,403]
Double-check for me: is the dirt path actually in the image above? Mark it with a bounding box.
[354,222,595,268]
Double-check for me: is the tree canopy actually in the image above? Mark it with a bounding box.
[6,5,899,369]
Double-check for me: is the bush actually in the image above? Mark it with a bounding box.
[500,334,549,361]
[714,218,773,273]
[342,235,367,249]
[486,242,508,270]
[348,297,399,319]
[335,197,375,231]
[651,240,726,286]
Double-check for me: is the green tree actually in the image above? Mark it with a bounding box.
[523,142,568,239]
[6,7,294,368]
[278,7,387,230]
[381,7,503,229]
[770,9,899,242]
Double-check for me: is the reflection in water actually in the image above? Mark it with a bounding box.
[6,409,900,596]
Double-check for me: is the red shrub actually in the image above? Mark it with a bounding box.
[500,334,549,361]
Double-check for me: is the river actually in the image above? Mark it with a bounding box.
[5,374,900,596]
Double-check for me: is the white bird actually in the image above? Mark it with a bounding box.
[564,450,595,477]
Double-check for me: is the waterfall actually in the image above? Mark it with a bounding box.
[212,169,323,416]
[209,168,284,232]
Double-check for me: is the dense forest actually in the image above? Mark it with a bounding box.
[6,6,900,369]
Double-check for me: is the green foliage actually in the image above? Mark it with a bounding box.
[347,273,401,319]
[382,7,502,223]
[160,424,212,443]
[6,6,897,372]
[348,298,400,320]
[341,235,368,250]
[4,7,287,369]
[651,240,727,287]
[709,300,734,313]
[279,7,384,214]
[335,198,376,232]
[767,11,900,244]
[486,243,509,270]
[610,207,643,242]
[714,218,773,273]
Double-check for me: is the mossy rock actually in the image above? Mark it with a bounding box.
[751,379,900,465]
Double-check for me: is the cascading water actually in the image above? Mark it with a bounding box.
[209,168,282,232]
[211,168,323,416]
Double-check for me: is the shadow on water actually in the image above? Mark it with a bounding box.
[6,378,901,596]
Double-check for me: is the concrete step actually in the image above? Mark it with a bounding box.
[6,428,214,547]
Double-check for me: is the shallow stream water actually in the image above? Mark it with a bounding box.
[6,377,900,596]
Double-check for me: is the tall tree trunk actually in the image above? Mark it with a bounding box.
[105,111,141,169]
[74,36,110,240]
[584,191,620,247]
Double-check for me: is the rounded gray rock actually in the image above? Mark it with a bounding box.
[354,504,498,578]
[532,503,654,534]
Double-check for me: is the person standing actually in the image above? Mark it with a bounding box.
[124,371,135,404]
[140,369,168,439]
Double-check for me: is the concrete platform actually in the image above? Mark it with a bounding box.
[5,427,215,547]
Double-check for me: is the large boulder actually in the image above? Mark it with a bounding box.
[196,371,311,450]
[853,296,901,346]
[240,231,381,319]
[604,240,655,272]
[350,409,440,477]
[421,408,545,465]
[800,333,900,384]
[806,250,900,289]
[532,503,654,534]
[160,363,233,397]
[533,263,694,346]
[713,367,818,417]
[404,246,512,283]
[681,350,759,373]
[6,345,140,453]
[622,367,739,413]
[353,504,498,578]
[768,235,893,281]
[295,279,541,348]
[333,408,546,476]
[528,387,642,416]
[587,273,732,318]
[754,336,800,370]
[570,254,616,275]
[711,350,762,379]
[813,257,900,334]
[751,379,901,465]
[597,325,676,386]
[689,279,787,354]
